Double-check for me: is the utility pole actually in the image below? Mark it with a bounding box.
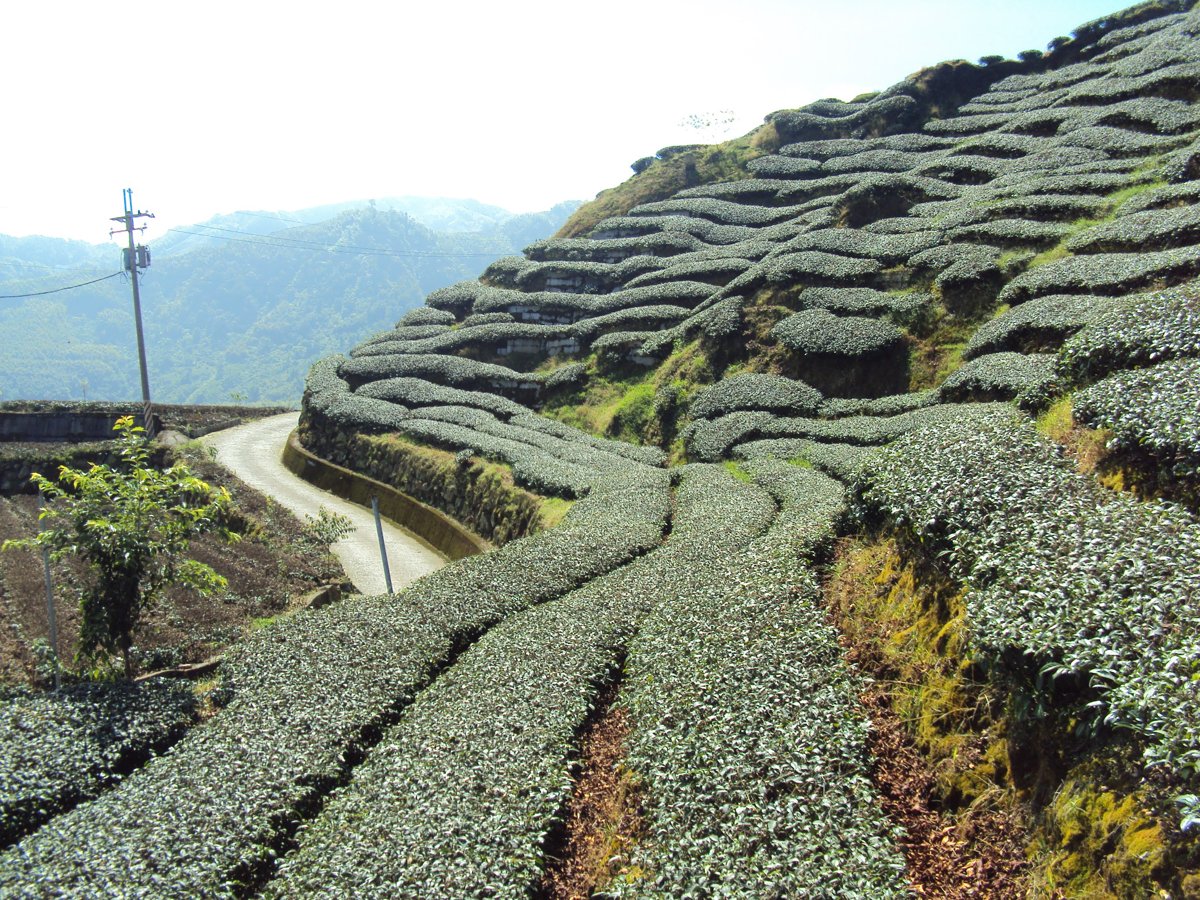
[110,189,156,436]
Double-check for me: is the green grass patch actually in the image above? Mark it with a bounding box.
[537,496,574,531]
[907,307,977,391]
[722,460,752,482]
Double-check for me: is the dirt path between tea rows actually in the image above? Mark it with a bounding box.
[201,413,446,595]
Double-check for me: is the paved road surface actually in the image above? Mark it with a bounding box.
[201,413,447,595]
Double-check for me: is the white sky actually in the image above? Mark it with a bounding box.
[3,0,1128,244]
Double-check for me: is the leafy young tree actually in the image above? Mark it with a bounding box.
[3,417,236,678]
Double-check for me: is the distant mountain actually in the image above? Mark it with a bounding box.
[0,200,578,405]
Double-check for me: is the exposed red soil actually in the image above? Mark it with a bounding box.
[862,686,1030,899]
[541,691,643,900]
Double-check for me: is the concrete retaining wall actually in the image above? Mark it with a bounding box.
[281,431,489,561]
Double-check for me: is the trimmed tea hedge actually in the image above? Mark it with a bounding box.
[612,462,908,897]
[772,308,904,358]
[264,465,774,898]
[997,246,1200,306]
[355,377,529,419]
[1057,281,1200,384]
[734,438,873,481]
[938,351,1059,408]
[685,402,1005,462]
[689,373,823,420]
[1073,356,1200,495]
[819,390,939,419]
[0,680,196,848]
[0,469,672,897]
[397,306,457,327]
[854,414,1200,790]
[964,294,1115,359]
[1066,204,1200,254]
[794,287,931,324]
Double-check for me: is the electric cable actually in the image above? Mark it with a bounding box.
[0,271,125,299]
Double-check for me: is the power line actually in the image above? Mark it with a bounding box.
[0,270,124,299]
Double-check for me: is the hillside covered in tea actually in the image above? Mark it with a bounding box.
[3,2,1200,897]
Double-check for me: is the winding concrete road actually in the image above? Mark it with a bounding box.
[201,413,447,595]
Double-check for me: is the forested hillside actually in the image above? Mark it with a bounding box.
[0,201,576,404]
[3,1,1199,897]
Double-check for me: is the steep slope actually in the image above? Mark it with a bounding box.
[3,2,1199,897]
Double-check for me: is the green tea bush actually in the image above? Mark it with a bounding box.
[355,377,529,419]
[1067,204,1200,254]
[964,293,1114,359]
[588,214,755,246]
[1057,281,1200,384]
[690,373,823,420]
[570,305,689,345]
[525,232,702,262]
[938,351,1058,408]
[855,414,1200,793]
[1062,125,1188,158]
[771,308,903,357]
[1073,356,1200,490]
[622,256,753,290]
[735,438,873,481]
[0,468,672,896]
[480,255,536,287]
[397,306,456,327]
[822,147,941,174]
[819,389,940,419]
[775,228,943,265]
[950,217,1074,248]
[685,402,1004,462]
[613,462,908,897]
[264,465,773,897]
[747,155,823,178]
[0,680,195,847]
[1117,180,1200,216]
[794,287,932,323]
[998,246,1200,305]
[339,353,542,396]
[627,197,802,228]
[358,324,450,347]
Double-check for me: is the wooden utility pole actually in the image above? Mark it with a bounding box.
[110,189,156,436]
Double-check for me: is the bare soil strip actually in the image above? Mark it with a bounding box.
[541,684,643,900]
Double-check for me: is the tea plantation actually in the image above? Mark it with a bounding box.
[3,1,1200,896]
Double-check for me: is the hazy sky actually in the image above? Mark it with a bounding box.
[4,0,1128,244]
